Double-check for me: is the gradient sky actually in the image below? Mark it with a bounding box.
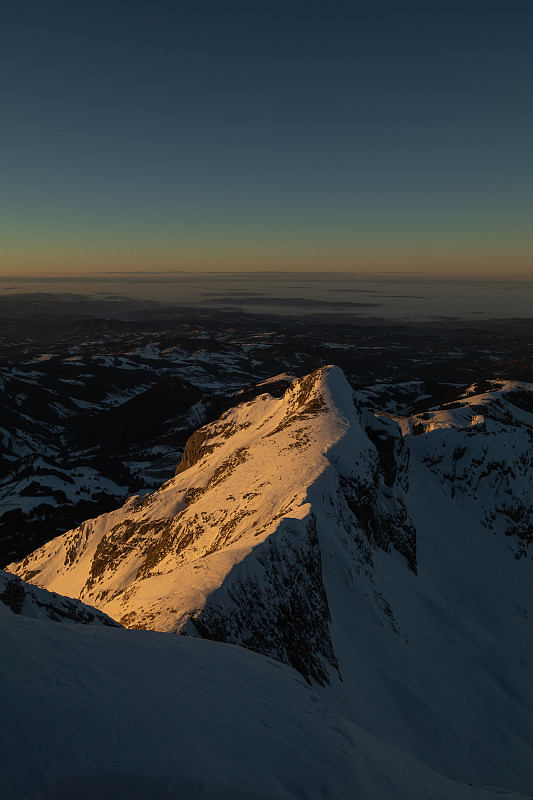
[2,0,532,276]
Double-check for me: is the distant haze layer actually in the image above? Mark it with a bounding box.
[1,272,532,321]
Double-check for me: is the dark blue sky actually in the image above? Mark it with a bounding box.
[2,0,532,275]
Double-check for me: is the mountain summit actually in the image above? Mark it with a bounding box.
[10,366,375,682]
[7,365,533,793]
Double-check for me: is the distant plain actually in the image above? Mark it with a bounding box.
[1,272,532,321]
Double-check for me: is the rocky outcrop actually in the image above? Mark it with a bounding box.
[184,514,339,685]
[0,569,120,626]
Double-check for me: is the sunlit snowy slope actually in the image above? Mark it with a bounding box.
[8,366,533,795]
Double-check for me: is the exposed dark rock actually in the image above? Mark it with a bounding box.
[184,514,340,686]
[0,574,25,614]
[0,570,120,626]
[175,428,217,475]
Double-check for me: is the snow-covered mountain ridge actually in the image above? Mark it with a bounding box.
[10,366,375,683]
[6,365,533,793]
[0,568,118,626]
[407,379,533,550]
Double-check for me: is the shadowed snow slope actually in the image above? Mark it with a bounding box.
[0,606,529,800]
[7,366,533,795]
[0,568,119,626]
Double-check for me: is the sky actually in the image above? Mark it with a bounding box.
[2,0,532,277]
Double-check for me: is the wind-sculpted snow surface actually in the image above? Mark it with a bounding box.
[4,608,526,800]
[7,367,533,795]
